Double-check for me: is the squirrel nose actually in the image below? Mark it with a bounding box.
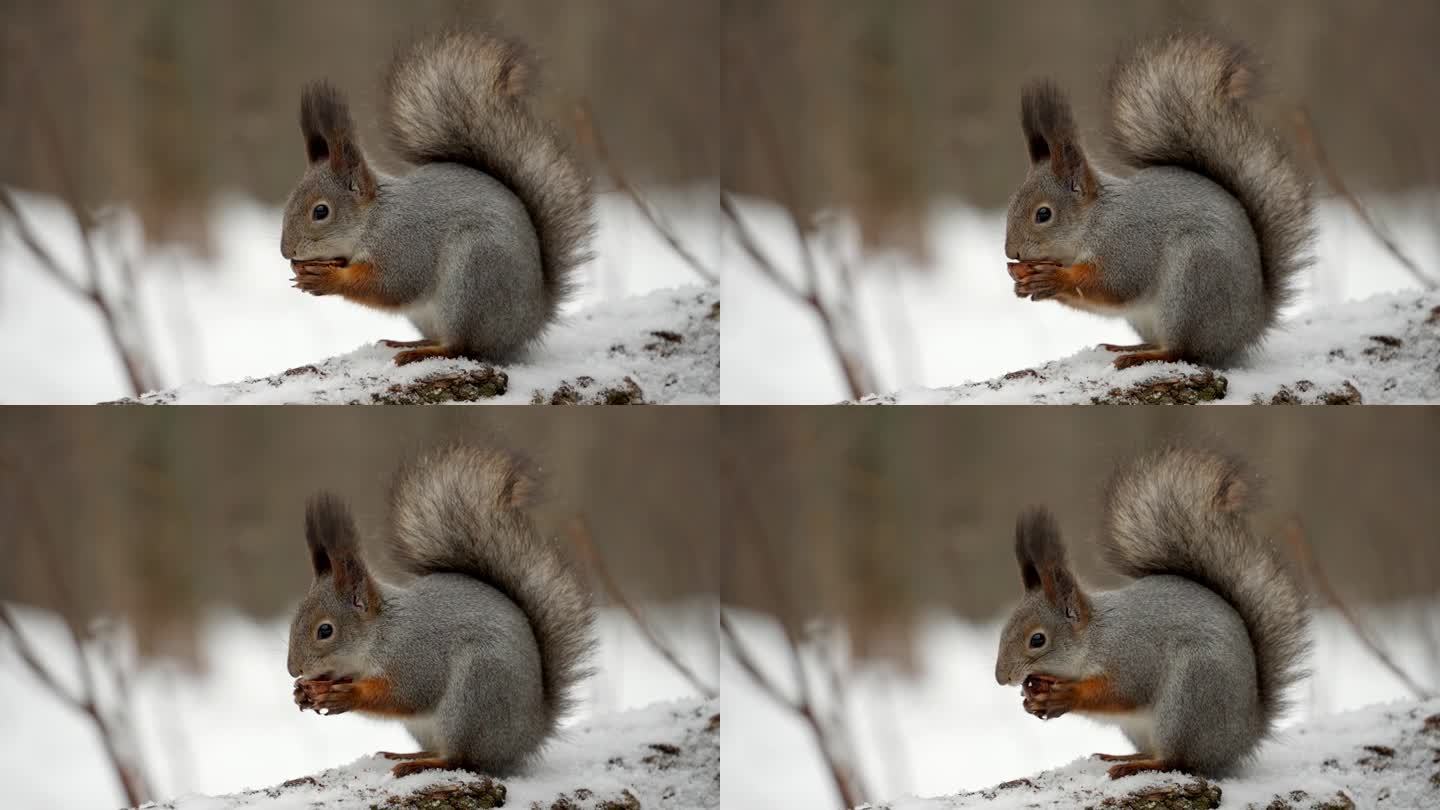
[995,664,1010,686]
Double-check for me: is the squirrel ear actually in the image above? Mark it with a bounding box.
[304,492,380,615]
[1014,508,1050,591]
[1014,508,1091,626]
[1020,80,1098,200]
[304,494,340,578]
[299,81,377,201]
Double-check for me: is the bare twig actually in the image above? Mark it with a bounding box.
[0,608,150,807]
[720,612,864,809]
[1293,109,1437,290]
[0,37,158,397]
[569,519,717,699]
[573,101,717,285]
[0,456,153,806]
[722,44,879,401]
[1281,519,1434,699]
[718,449,869,807]
[721,193,873,400]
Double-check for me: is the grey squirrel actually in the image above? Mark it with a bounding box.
[994,447,1309,778]
[1004,33,1314,369]
[287,445,595,777]
[279,31,594,365]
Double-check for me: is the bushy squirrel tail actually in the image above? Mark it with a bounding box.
[1104,33,1313,325]
[384,31,594,321]
[1100,447,1309,732]
[387,444,595,739]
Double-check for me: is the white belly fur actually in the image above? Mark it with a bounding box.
[402,712,441,752]
[1123,297,1164,344]
[1084,708,1156,753]
[404,298,442,339]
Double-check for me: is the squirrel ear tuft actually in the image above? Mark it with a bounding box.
[305,492,380,614]
[1020,80,1098,199]
[1014,507,1054,592]
[305,491,356,577]
[299,81,377,201]
[1014,507,1091,626]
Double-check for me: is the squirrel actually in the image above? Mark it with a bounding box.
[287,445,595,777]
[1003,33,1314,370]
[994,447,1309,779]
[279,31,594,366]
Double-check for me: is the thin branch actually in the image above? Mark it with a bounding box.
[1293,108,1437,290]
[1281,519,1434,699]
[0,456,153,806]
[722,42,878,401]
[0,608,148,807]
[720,611,864,809]
[569,518,717,699]
[721,193,872,400]
[573,101,717,285]
[0,36,158,397]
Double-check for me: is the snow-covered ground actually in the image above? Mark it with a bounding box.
[0,600,717,809]
[142,698,719,810]
[877,698,1439,809]
[0,188,718,404]
[723,194,1440,404]
[859,290,1439,404]
[118,285,717,405]
[722,600,1440,809]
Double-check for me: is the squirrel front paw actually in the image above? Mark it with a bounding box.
[1022,673,1074,720]
[291,259,347,296]
[296,676,355,715]
[293,679,316,711]
[1010,262,1064,301]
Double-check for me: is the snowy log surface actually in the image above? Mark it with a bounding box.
[110,286,718,405]
[137,698,718,810]
[857,291,1440,405]
[868,698,1440,810]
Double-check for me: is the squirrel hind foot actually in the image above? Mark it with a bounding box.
[378,750,437,761]
[1105,758,1173,779]
[390,757,463,778]
[1093,752,1151,762]
[392,344,465,366]
[1112,348,1182,370]
[380,338,441,349]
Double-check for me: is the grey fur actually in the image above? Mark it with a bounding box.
[287,445,595,775]
[1005,33,1314,367]
[995,448,1310,776]
[280,30,594,362]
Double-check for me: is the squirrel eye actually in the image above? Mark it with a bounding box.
[1028,632,1046,649]
[316,623,333,640]
[312,203,330,222]
[1034,206,1052,224]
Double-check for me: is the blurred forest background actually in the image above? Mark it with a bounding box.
[723,0,1440,253]
[7,409,1435,671]
[0,0,721,246]
[719,408,1440,662]
[5,0,1438,252]
[0,409,724,665]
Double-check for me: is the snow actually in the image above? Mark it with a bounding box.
[142,698,718,810]
[875,699,1439,809]
[118,285,717,405]
[722,601,1440,809]
[0,600,717,809]
[861,290,1439,405]
[722,194,1440,404]
[0,189,718,404]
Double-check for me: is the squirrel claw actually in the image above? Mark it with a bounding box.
[1013,265,1063,301]
[1021,674,1073,719]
